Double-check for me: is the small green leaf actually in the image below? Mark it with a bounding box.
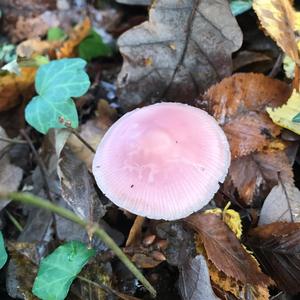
[25,58,90,134]
[78,30,112,62]
[292,113,300,123]
[0,231,8,269]
[32,241,95,300]
[230,0,252,16]
[47,27,66,41]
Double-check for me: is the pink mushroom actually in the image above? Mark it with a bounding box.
[92,103,231,220]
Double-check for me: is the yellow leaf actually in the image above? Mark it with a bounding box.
[205,203,242,239]
[0,67,36,112]
[253,0,300,64]
[267,89,300,134]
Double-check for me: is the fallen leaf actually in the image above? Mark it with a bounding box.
[57,149,106,221]
[224,112,280,158]
[0,67,36,112]
[117,0,242,108]
[205,73,291,123]
[178,255,220,300]
[229,149,293,205]
[56,17,91,58]
[204,73,291,158]
[0,127,23,211]
[185,213,271,286]
[267,89,300,135]
[247,222,300,294]
[259,183,300,225]
[253,0,299,63]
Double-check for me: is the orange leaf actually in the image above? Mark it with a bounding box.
[56,18,91,59]
[0,67,36,112]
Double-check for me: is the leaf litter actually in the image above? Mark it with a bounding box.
[2,0,300,299]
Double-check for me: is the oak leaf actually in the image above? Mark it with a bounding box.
[253,0,299,64]
[185,213,271,286]
[248,222,300,294]
[117,0,242,108]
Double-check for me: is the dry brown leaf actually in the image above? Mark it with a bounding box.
[204,73,291,158]
[0,67,36,112]
[56,17,91,59]
[16,38,62,58]
[229,149,293,205]
[205,73,291,122]
[224,112,280,158]
[117,0,242,108]
[253,0,299,64]
[185,213,271,286]
[247,222,300,295]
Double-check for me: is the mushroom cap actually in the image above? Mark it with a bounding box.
[92,103,231,220]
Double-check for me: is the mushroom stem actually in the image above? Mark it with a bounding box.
[0,192,157,297]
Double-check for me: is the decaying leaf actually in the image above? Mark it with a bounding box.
[248,222,300,294]
[57,149,106,221]
[178,255,220,300]
[267,89,300,135]
[253,0,300,64]
[205,73,291,158]
[0,67,36,112]
[185,213,271,286]
[259,182,300,225]
[0,127,23,211]
[229,149,293,205]
[117,0,242,108]
[223,112,281,158]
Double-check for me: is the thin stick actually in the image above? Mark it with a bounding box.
[78,276,141,300]
[0,137,27,144]
[70,129,96,153]
[5,210,23,232]
[0,192,156,297]
[126,216,145,247]
[20,129,53,202]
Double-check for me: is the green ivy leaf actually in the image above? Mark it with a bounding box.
[230,0,252,16]
[78,30,112,62]
[0,231,8,269]
[25,58,90,134]
[47,27,66,41]
[32,241,95,300]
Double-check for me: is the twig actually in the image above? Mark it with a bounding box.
[0,137,27,144]
[5,210,23,232]
[70,129,96,153]
[0,192,156,297]
[78,276,141,300]
[268,53,283,78]
[20,129,53,202]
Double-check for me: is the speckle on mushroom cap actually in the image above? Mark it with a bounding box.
[92,102,231,220]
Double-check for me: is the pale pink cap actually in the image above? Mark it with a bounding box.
[92,103,230,220]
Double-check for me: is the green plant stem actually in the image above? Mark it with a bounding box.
[0,192,156,297]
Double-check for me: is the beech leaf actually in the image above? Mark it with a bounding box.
[253,0,300,64]
[248,222,300,295]
[117,0,242,108]
[185,213,271,286]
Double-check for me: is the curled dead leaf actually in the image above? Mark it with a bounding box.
[185,213,271,286]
